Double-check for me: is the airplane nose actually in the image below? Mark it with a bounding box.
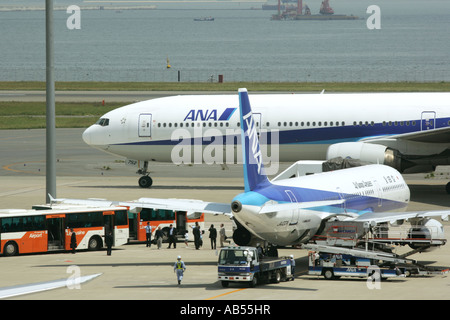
[82,127,92,145]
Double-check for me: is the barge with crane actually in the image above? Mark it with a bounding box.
[271,0,359,21]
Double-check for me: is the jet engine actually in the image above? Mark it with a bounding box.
[233,227,252,246]
[407,219,445,250]
[232,217,265,247]
[326,142,403,171]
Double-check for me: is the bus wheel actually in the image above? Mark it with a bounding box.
[4,241,18,256]
[88,236,102,251]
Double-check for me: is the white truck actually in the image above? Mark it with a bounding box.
[218,246,294,287]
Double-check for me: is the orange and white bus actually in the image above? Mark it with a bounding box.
[128,208,205,242]
[0,206,129,256]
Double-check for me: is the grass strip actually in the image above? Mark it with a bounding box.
[1,81,449,92]
[0,101,122,129]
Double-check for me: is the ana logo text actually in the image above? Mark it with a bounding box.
[243,110,263,174]
[183,108,236,121]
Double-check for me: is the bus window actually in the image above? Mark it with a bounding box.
[67,211,103,228]
[140,208,175,221]
[1,216,45,233]
[140,208,154,221]
[157,209,175,220]
[115,210,128,226]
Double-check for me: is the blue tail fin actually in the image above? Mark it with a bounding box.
[238,88,271,192]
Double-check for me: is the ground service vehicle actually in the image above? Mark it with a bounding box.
[307,251,405,280]
[218,246,293,287]
[0,205,129,256]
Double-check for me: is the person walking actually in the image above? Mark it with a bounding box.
[192,222,201,250]
[219,223,228,247]
[208,224,217,250]
[155,226,163,249]
[184,230,189,248]
[174,256,186,285]
[70,228,77,254]
[145,222,152,248]
[105,231,113,256]
[167,224,177,249]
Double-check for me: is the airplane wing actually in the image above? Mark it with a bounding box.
[131,197,232,217]
[50,197,232,218]
[353,209,450,224]
[258,199,345,214]
[361,126,450,144]
[0,273,101,299]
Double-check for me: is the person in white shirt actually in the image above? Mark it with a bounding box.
[145,222,152,248]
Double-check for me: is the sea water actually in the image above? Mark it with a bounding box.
[1,0,449,82]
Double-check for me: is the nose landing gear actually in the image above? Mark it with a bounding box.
[137,161,153,188]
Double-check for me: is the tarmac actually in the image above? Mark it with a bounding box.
[0,128,450,302]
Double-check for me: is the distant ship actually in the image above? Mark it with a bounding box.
[319,0,334,15]
[271,0,358,21]
[194,17,214,21]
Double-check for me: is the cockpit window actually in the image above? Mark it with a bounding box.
[95,118,110,127]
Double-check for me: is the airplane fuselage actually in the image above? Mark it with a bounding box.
[83,92,450,173]
[232,164,409,246]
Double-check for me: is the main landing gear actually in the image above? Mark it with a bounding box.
[137,161,153,188]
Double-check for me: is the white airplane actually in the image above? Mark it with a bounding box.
[82,91,450,191]
[230,88,448,246]
[55,89,449,248]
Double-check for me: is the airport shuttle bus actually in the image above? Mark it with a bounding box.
[0,206,129,256]
[128,208,205,242]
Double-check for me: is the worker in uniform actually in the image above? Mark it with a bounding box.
[290,254,296,277]
[174,256,186,285]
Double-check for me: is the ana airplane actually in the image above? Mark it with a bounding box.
[230,88,448,246]
[55,89,449,249]
[82,91,450,191]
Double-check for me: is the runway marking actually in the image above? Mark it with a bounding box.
[0,180,89,198]
[2,162,44,175]
[205,288,247,300]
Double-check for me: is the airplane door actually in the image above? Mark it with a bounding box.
[285,190,299,225]
[139,114,152,137]
[336,187,347,213]
[373,179,383,208]
[421,111,436,131]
